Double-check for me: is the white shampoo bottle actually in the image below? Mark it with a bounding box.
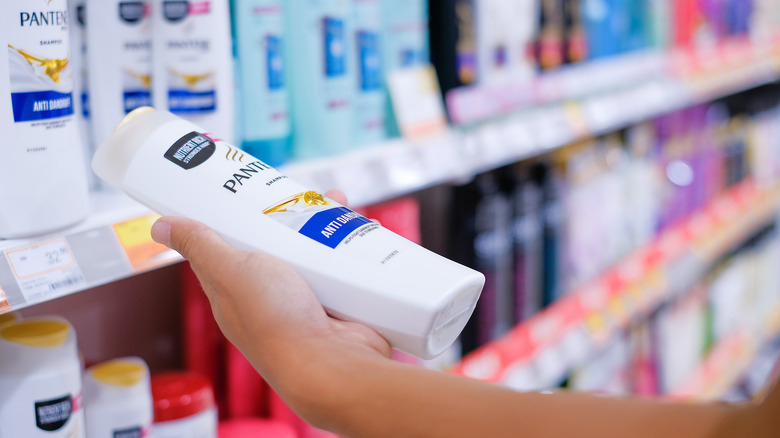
[151,0,235,143]
[0,0,90,238]
[92,107,484,359]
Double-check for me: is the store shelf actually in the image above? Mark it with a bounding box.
[3,38,779,318]
[285,37,780,206]
[450,180,780,391]
[0,191,181,315]
[669,305,780,401]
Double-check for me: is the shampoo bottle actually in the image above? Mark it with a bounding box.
[84,357,154,438]
[0,317,85,438]
[86,0,153,147]
[351,0,386,146]
[151,0,236,143]
[0,0,90,238]
[69,0,97,188]
[285,0,354,159]
[232,0,291,167]
[92,107,484,359]
[379,0,429,137]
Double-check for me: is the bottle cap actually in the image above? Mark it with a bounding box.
[151,371,215,422]
[90,358,147,387]
[1,319,69,347]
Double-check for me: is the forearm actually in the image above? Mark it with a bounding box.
[266,337,754,438]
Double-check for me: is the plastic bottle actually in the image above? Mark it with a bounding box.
[379,0,429,137]
[0,0,90,238]
[232,0,291,167]
[285,0,354,159]
[69,0,98,188]
[0,317,85,437]
[351,0,386,146]
[151,371,218,438]
[92,107,484,359]
[83,357,153,438]
[86,0,153,147]
[151,0,235,143]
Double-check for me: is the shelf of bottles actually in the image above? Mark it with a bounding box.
[450,179,780,391]
[2,36,780,316]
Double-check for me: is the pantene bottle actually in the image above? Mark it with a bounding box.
[86,0,153,147]
[152,371,217,438]
[0,0,90,238]
[151,0,235,143]
[0,317,85,438]
[84,357,153,438]
[92,107,484,359]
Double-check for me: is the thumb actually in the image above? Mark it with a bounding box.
[151,216,238,271]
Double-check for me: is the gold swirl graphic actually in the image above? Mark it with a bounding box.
[169,68,214,88]
[224,145,245,162]
[263,191,331,214]
[9,44,69,83]
[124,68,151,88]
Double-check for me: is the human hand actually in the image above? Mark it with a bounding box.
[150,190,391,405]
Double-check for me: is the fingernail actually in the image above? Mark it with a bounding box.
[151,218,171,247]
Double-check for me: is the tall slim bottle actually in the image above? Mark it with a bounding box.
[286,0,354,159]
[232,0,291,167]
[351,0,386,146]
[151,0,236,143]
[0,0,89,238]
[86,0,153,147]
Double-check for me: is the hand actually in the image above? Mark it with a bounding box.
[150,190,391,412]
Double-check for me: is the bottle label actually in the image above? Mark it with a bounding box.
[357,31,381,91]
[119,1,152,113]
[35,395,73,432]
[7,0,74,123]
[265,34,284,90]
[113,426,143,438]
[163,0,219,114]
[323,17,346,77]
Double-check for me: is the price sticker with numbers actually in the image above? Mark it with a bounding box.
[5,238,86,302]
[0,287,10,313]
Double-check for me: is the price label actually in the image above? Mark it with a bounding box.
[5,238,86,302]
[0,288,10,313]
[114,214,176,271]
[387,65,448,140]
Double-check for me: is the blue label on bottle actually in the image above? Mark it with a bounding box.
[168,89,217,113]
[357,31,381,91]
[266,35,284,90]
[81,91,89,118]
[10,90,74,122]
[123,90,152,113]
[400,48,421,67]
[298,207,373,249]
[323,17,346,77]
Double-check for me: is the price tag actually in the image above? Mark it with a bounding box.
[387,65,448,140]
[5,238,86,302]
[0,288,10,313]
[113,214,175,271]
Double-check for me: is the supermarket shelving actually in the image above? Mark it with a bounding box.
[451,180,780,391]
[2,37,780,319]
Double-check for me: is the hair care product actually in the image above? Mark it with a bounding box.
[285,0,354,158]
[232,0,291,167]
[351,0,386,146]
[152,371,218,438]
[83,357,153,438]
[151,0,235,143]
[92,107,484,359]
[0,317,85,437]
[0,0,90,238]
[86,0,153,147]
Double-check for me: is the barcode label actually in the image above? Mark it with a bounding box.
[6,239,87,302]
